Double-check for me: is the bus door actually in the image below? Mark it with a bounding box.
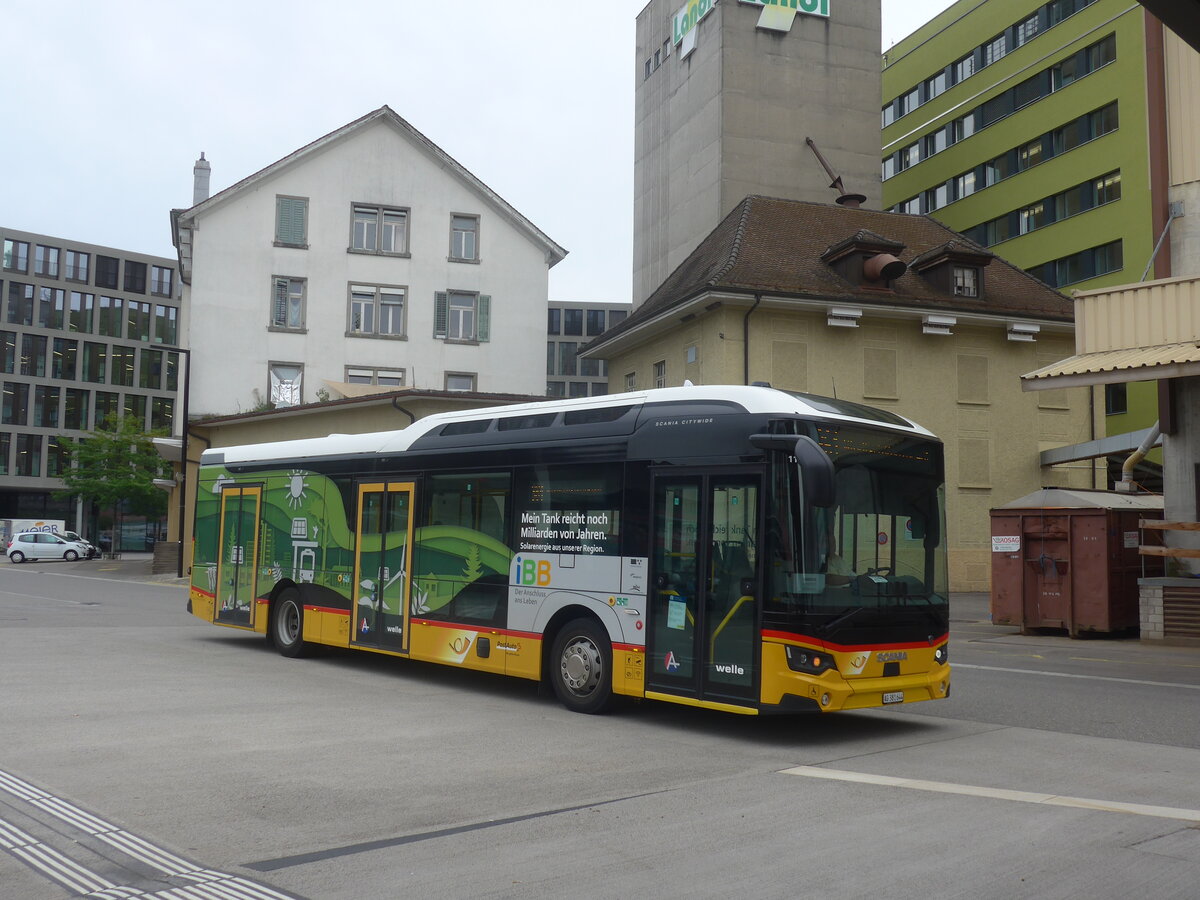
[215,484,262,628]
[647,471,761,704]
[351,482,415,652]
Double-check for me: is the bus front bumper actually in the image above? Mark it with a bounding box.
[763,665,951,712]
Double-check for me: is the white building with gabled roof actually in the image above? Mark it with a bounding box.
[171,105,567,417]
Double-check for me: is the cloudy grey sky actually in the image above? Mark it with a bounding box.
[1,0,954,304]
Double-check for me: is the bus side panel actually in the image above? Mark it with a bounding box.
[190,586,216,622]
[408,619,508,676]
[311,606,351,646]
[613,645,646,697]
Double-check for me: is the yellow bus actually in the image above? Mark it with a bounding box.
[188,385,950,714]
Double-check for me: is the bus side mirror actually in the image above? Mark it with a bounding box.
[793,435,835,508]
[750,433,835,508]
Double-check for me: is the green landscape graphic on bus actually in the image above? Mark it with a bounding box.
[195,467,512,621]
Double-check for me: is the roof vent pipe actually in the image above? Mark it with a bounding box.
[1115,422,1161,493]
[864,253,907,282]
[806,137,868,208]
[193,152,211,206]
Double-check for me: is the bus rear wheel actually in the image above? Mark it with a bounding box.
[551,618,613,714]
[272,589,310,658]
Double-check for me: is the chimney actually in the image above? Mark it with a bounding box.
[193,152,211,206]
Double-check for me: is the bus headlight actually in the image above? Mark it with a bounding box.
[785,645,837,675]
[934,644,948,665]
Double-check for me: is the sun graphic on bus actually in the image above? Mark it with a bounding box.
[285,471,309,509]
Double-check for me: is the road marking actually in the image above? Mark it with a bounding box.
[0,768,296,899]
[781,766,1200,823]
[952,662,1200,691]
[1070,655,1200,670]
[0,818,116,894]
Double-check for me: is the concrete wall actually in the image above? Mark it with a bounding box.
[1161,375,1200,572]
[635,0,724,308]
[633,0,882,305]
[185,118,552,417]
[602,301,1094,591]
[718,2,882,214]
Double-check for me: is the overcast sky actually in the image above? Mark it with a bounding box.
[1,0,954,304]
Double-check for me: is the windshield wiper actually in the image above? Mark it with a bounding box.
[820,605,870,634]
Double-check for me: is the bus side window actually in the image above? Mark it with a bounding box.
[415,472,511,626]
[425,472,510,543]
[515,463,623,557]
[331,477,357,537]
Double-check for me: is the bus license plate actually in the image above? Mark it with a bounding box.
[882,691,904,704]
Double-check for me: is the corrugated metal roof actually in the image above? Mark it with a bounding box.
[997,488,1163,510]
[1022,340,1200,384]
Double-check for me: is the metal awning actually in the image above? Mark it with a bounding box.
[151,436,183,463]
[1021,340,1200,390]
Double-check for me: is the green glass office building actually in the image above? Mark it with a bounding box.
[882,0,1171,456]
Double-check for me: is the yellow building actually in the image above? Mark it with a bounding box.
[584,196,1098,591]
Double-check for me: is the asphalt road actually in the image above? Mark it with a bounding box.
[1,560,1198,899]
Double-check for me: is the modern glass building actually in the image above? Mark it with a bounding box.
[546,301,630,397]
[0,227,181,546]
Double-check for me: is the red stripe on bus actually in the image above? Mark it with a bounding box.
[305,606,350,616]
[409,618,542,641]
[762,629,949,652]
[192,587,215,600]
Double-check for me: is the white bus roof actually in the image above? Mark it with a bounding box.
[206,385,934,466]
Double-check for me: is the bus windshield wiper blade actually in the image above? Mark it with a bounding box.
[821,605,869,634]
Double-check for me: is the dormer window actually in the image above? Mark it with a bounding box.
[821,230,907,289]
[953,266,979,297]
[910,240,993,299]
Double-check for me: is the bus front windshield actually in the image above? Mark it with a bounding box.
[765,424,948,638]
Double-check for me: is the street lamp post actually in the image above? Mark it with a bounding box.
[164,346,191,579]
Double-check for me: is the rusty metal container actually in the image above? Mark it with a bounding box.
[990,489,1164,636]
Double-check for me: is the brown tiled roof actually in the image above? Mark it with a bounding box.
[595,196,1071,348]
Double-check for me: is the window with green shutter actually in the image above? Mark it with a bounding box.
[275,196,308,247]
[435,291,490,341]
[434,291,448,338]
[476,295,490,342]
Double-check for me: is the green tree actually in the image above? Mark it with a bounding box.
[55,417,169,548]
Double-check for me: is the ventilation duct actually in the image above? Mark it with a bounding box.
[1008,323,1040,342]
[827,307,863,328]
[922,314,956,336]
[863,253,907,282]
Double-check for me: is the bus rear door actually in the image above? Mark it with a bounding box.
[214,484,262,628]
[646,471,761,708]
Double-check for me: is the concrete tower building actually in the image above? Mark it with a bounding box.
[633,0,883,305]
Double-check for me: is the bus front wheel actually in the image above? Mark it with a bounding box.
[551,618,613,714]
[272,589,310,658]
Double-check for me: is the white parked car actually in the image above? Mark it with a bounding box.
[61,531,99,559]
[5,532,92,563]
